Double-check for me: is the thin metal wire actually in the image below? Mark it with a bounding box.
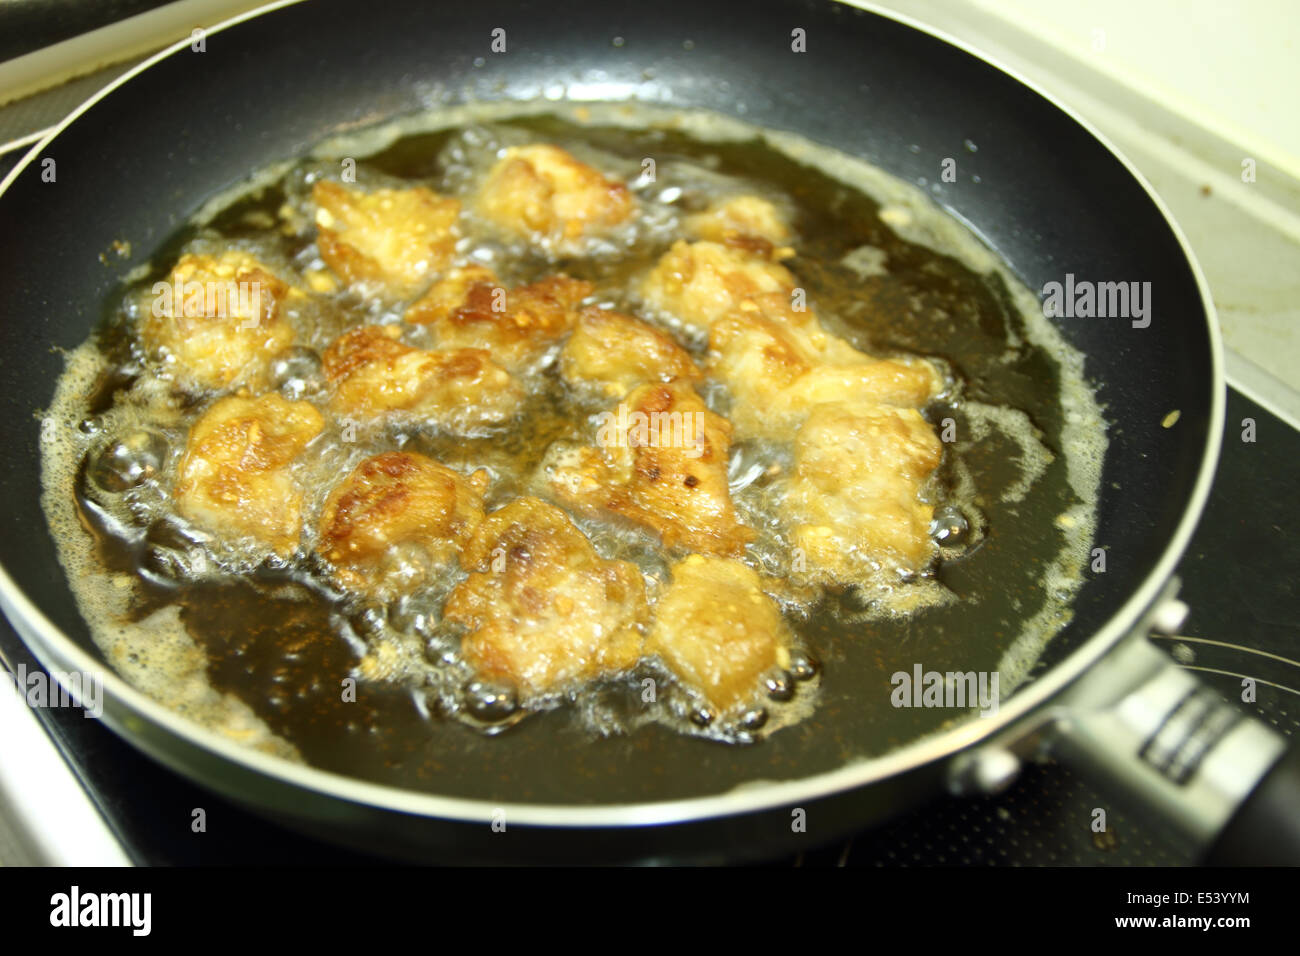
[1151,634,1300,670]
[1178,665,1300,697]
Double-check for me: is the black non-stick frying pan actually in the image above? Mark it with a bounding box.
[1,0,1296,864]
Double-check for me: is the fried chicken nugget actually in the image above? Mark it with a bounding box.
[445,497,647,695]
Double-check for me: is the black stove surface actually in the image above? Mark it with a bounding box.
[1,388,1295,866]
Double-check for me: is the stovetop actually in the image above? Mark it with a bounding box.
[1,387,1294,865]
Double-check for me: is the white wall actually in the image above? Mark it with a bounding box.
[968,0,1300,176]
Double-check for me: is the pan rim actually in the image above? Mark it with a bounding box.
[0,0,1225,828]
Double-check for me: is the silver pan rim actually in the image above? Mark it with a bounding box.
[0,0,1225,828]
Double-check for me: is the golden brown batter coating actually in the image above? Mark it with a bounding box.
[647,555,792,712]
[684,195,792,247]
[559,308,701,398]
[405,271,593,372]
[784,401,943,582]
[400,264,499,327]
[316,451,488,595]
[547,381,754,556]
[445,497,647,695]
[709,293,943,439]
[174,393,324,556]
[141,250,296,391]
[311,180,459,294]
[474,144,635,250]
[321,324,522,430]
[640,239,797,333]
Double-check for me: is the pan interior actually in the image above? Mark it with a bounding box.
[38,101,1106,803]
[0,0,1216,808]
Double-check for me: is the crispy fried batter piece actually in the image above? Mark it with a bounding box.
[684,195,792,248]
[321,325,522,430]
[647,554,792,712]
[405,271,593,372]
[640,239,797,333]
[445,497,647,695]
[316,451,488,594]
[400,265,498,327]
[709,293,943,439]
[175,393,324,555]
[559,308,701,398]
[141,250,296,391]
[475,144,635,250]
[311,180,459,294]
[784,401,943,580]
[546,381,754,556]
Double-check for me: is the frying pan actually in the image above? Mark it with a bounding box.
[1,0,1296,864]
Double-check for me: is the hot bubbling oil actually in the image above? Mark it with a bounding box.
[38,102,1105,798]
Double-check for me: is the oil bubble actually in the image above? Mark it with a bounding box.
[690,706,717,727]
[930,504,970,547]
[270,347,323,400]
[788,651,820,682]
[464,678,518,723]
[89,428,168,493]
[139,519,210,582]
[764,669,795,702]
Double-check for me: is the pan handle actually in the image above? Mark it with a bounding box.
[1041,603,1299,864]
[1204,745,1300,864]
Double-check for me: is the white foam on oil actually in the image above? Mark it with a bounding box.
[962,401,1055,506]
[40,345,302,760]
[39,98,1106,753]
